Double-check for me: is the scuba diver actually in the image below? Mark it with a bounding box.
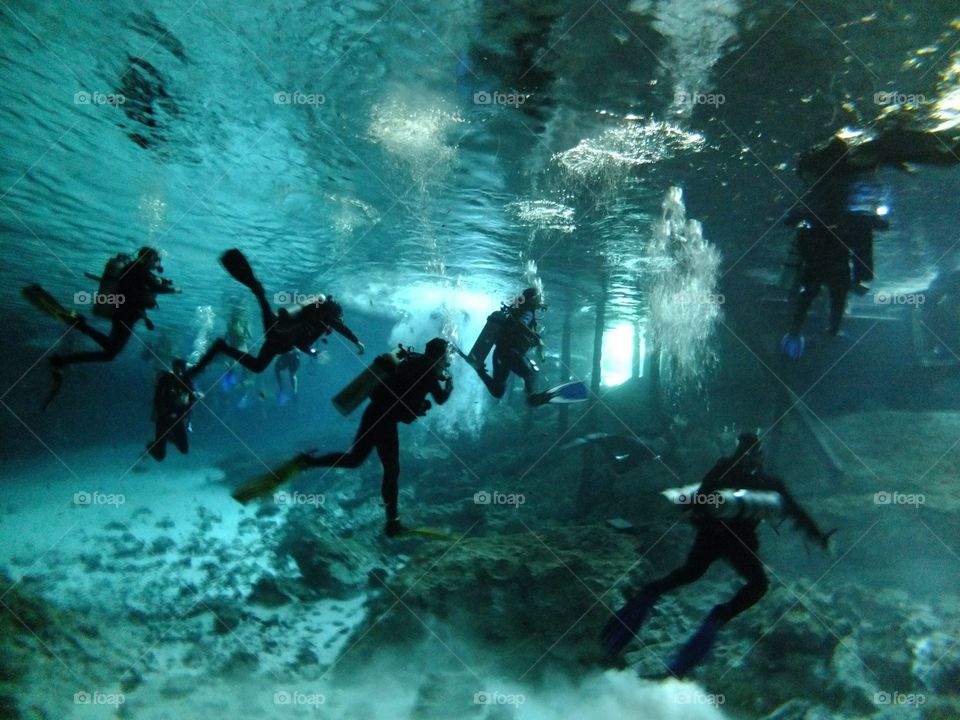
[462,287,560,406]
[187,249,364,380]
[23,247,177,408]
[781,124,960,358]
[297,338,453,537]
[602,433,833,676]
[275,349,303,402]
[147,358,199,461]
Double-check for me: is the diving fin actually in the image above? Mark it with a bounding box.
[231,453,310,505]
[220,249,262,294]
[602,592,656,657]
[398,526,461,541]
[22,285,82,326]
[454,345,486,373]
[778,332,805,359]
[529,380,588,406]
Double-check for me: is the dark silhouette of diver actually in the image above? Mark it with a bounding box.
[779,123,959,357]
[297,338,453,537]
[44,247,176,406]
[187,249,364,380]
[147,358,198,461]
[465,287,556,406]
[602,433,833,676]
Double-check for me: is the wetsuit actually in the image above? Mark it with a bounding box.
[300,352,452,523]
[190,288,358,377]
[476,306,540,401]
[52,260,174,368]
[603,452,829,673]
[147,368,197,461]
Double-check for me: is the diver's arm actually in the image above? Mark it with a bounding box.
[330,320,364,353]
[431,372,453,405]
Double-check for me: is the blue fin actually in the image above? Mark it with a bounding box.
[533,380,588,405]
[778,332,805,359]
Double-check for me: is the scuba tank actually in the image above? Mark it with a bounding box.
[661,484,785,521]
[88,253,133,318]
[332,347,404,416]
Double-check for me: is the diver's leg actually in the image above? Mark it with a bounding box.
[849,226,874,284]
[603,530,718,657]
[475,348,509,398]
[172,422,189,455]
[826,272,850,335]
[52,320,134,367]
[666,533,768,676]
[789,277,823,334]
[375,421,401,530]
[307,405,380,469]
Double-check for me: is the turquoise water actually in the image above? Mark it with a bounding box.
[2,2,960,718]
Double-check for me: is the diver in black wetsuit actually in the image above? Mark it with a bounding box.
[147,358,198,461]
[466,287,555,406]
[48,247,177,403]
[297,338,453,537]
[188,281,364,380]
[602,433,833,676]
[779,123,960,357]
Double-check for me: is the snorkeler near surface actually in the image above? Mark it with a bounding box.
[780,124,960,358]
[22,246,177,409]
[146,358,199,462]
[602,433,834,677]
[460,287,586,405]
[296,338,453,537]
[187,249,364,381]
